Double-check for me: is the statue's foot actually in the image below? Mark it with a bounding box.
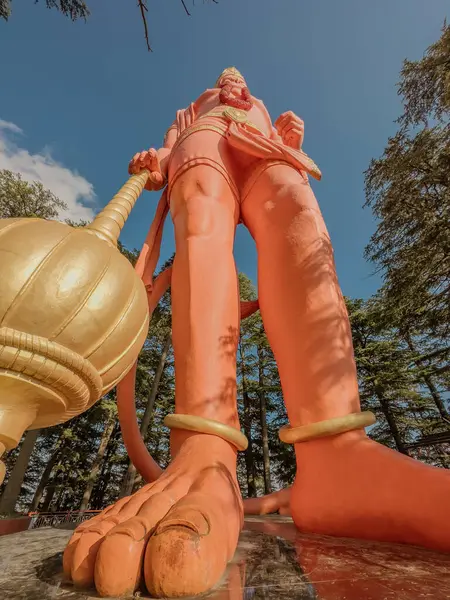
[63,434,242,598]
[291,431,450,552]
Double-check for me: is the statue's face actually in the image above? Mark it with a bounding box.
[218,75,246,89]
[216,67,246,89]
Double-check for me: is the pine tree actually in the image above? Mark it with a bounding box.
[363,24,450,461]
[364,23,450,342]
[79,395,117,510]
[347,297,448,466]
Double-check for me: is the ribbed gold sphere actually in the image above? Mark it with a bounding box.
[0,171,150,480]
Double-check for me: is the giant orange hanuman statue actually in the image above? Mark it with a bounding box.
[63,68,450,597]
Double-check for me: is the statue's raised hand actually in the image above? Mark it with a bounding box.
[275,111,304,150]
[128,148,165,191]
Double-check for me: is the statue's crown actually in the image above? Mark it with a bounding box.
[216,67,246,87]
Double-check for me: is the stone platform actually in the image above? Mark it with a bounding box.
[0,516,449,599]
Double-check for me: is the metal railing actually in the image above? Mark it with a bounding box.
[28,509,102,529]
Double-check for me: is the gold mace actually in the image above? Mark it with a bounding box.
[0,170,152,483]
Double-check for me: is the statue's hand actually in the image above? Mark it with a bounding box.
[128,148,165,191]
[274,111,304,150]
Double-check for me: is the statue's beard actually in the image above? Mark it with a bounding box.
[219,84,253,111]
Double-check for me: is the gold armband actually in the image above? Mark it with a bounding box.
[279,411,376,444]
[164,414,248,451]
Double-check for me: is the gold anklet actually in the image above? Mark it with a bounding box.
[164,414,249,451]
[279,411,376,444]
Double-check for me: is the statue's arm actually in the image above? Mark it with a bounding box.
[128,123,178,192]
[157,124,178,180]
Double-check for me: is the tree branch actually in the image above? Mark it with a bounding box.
[137,0,152,52]
[180,0,191,16]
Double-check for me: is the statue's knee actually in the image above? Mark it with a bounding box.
[276,177,318,214]
[246,175,330,245]
[257,182,317,226]
[279,184,330,242]
[173,193,221,239]
[244,169,313,224]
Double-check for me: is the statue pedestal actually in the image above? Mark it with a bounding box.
[0,516,449,599]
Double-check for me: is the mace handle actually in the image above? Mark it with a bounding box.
[86,169,150,246]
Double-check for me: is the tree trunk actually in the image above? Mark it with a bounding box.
[404,334,449,421]
[0,429,40,514]
[29,437,64,512]
[257,339,272,494]
[119,333,171,498]
[243,389,257,497]
[92,462,113,509]
[40,482,57,512]
[374,384,409,455]
[60,476,77,511]
[79,416,116,511]
[238,343,257,498]
[53,483,66,511]
[422,374,449,420]
[91,423,120,508]
[132,471,143,493]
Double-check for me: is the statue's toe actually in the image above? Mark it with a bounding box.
[94,491,178,597]
[71,530,105,588]
[144,492,234,598]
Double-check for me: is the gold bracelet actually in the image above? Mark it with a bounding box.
[279,411,376,444]
[164,414,248,451]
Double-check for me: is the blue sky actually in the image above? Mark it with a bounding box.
[0,0,448,299]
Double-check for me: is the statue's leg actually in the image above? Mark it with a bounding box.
[65,146,245,597]
[241,161,450,552]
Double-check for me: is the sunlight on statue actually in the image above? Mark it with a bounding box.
[1,66,449,599]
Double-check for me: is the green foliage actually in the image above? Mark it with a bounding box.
[0,169,67,219]
[398,22,450,127]
[362,25,450,465]
[365,24,450,343]
[0,0,10,20]
[0,0,89,22]
[117,241,139,266]
[346,297,449,464]
[65,219,89,227]
[364,126,450,338]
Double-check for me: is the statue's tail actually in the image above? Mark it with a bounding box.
[243,487,292,515]
[116,190,261,488]
[117,190,170,483]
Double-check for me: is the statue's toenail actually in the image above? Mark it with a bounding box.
[157,511,211,537]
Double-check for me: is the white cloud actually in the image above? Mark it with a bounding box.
[0,120,24,135]
[0,119,96,222]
